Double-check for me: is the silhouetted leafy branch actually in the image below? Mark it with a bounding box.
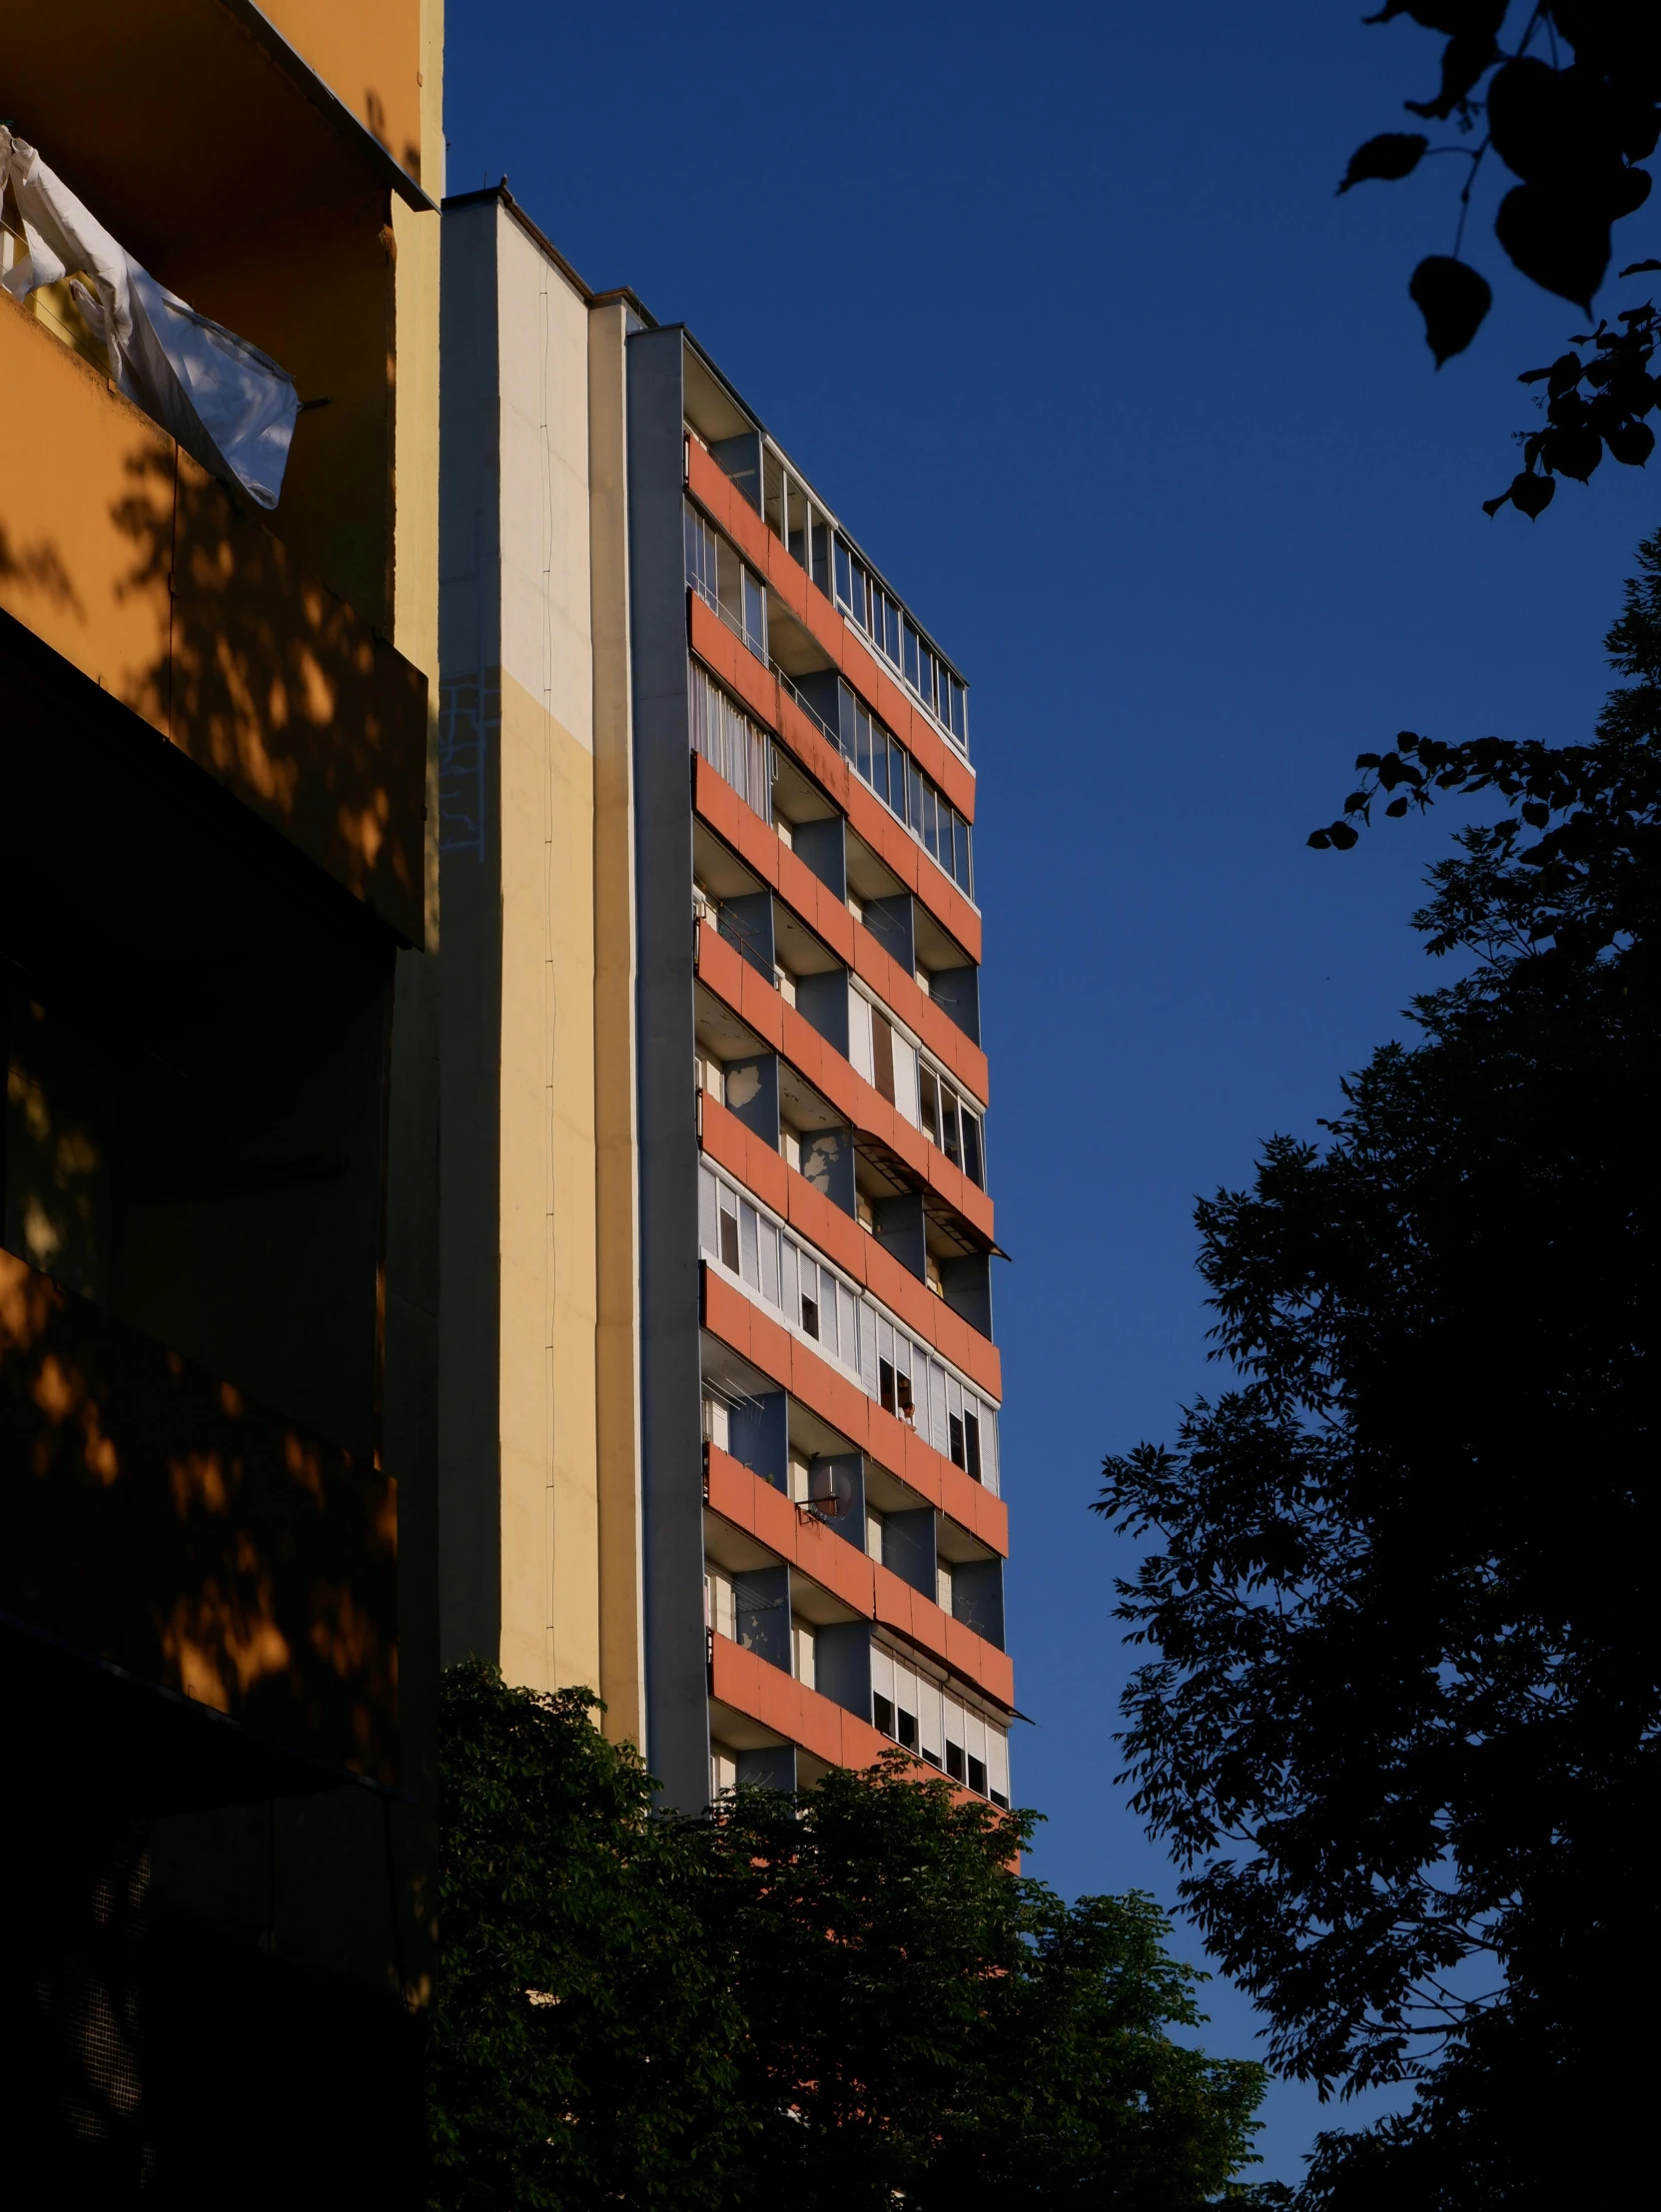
[1339,4,1658,513]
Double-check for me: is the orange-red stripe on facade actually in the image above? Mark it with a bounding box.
[702,1262,1009,1558]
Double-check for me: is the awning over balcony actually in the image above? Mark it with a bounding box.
[2,128,300,509]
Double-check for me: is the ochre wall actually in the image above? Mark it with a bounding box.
[0,293,425,941]
[256,0,428,183]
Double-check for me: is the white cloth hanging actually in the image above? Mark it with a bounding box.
[1,128,300,510]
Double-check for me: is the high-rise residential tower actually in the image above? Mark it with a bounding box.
[437,191,1012,1817]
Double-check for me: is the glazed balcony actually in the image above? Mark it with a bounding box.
[0,1245,398,1784]
[0,292,426,941]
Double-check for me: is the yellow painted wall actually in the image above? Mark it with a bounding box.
[256,0,429,185]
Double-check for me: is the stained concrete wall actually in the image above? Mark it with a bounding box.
[437,196,632,1705]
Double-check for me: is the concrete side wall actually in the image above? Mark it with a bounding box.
[436,199,603,1699]
[627,326,709,1809]
[588,302,645,1746]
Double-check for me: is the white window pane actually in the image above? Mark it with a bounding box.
[699,1165,717,1255]
[848,989,874,1084]
[892,1033,919,1126]
[739,1201,759,1285]
[759,1219,780,1306]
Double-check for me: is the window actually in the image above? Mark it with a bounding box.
[896,1708,919,1752]
[689,664,772,819]
[967,1755,987,1796]
[834,539,970,756]
[700,1162,1002,1491]
[866,1508,885,1565]
[718,1190,740,1273]
[685,499,767,664]
[945,1741,965,1782]
[873,1692,895,1737]
[871,1010,896,1103]
[792,1618,817,1690]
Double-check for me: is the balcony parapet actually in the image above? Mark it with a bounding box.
[0,291,426,943]
[0,1247,398,1783]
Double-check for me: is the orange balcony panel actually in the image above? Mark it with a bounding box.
[699,1099,1003,1396]
[0,296,426,943]
[685,438,975,820]
[0,1247,398,1781]
[693,757,989,1103]
[702,1265,1008,1557]
[711,1631,892,1774]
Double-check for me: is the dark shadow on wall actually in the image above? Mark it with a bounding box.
[0,1248,399,1780]
[110,441,426,943]
[0,1806,424,2208]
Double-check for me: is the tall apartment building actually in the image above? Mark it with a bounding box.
[437,190,1012,1819]
[0,2,441,2196]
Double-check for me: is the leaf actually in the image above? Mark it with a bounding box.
[1520,800,1550,827]
[1384,796,1410,817]
[1327,822,1360,850]
[1511,470,1557,518]
[1619,259,1661,276]
[1495,184,1611,312]
[1345,791,1370,812]
[1338,133,1430,193]
[1354,753,1383,769]
[1409,256,1492,365]
[1546,352,1585,396]
[1307,830,1333,850]
[1404,29,1501,121]
[1604,418,1656,465]
[1541,421,1603,480]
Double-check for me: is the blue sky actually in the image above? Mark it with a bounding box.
[445,1,1655,2181]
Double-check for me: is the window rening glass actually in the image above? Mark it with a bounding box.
[833,536,969,754]
[684,498,767,661]
[839,687,974,900]
[699,1160,1000,1494]
[689,664,772,820]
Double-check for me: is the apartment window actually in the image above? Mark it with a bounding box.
[945,1741,965,1783]
[834,537,970,757]
[718,1189,740,1273]
[967,1754,987,1796]
[684,499,767,661]
[700,1162,1002,1491]
[896,1708,918,1752]
[913,1057,987,1190]
[873,1693,895,1737]
[838,690,974,898]
[871,1010,896,1104]
[792,1618,817,1690]
[689,664,772,819]
[866,1507,885,1565]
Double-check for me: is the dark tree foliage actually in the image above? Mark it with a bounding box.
[1339,5,1660,515]
[710,1761,1266,2212]
[1095,536,1661,2204]
[427,1663,747,2210]
[429,1664,1268,2211]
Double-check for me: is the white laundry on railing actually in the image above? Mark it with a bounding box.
[0,127,300,510]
